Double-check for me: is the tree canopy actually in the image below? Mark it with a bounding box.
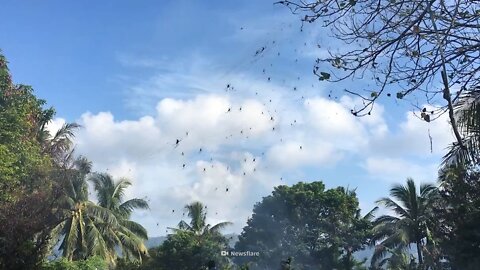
[143,201,231,270]
[0,52,59,269]
[235,181,373,270]
[371,178,439,269]
[0,53,53,201]
[434,164,480,269]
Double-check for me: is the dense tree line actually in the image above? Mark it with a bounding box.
[0,53,149,269]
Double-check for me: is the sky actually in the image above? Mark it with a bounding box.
[1,0,455,236]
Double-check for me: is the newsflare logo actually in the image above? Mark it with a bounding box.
[220,250,260,257]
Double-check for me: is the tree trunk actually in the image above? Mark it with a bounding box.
[345,248,353,270]
[416,241,423,267]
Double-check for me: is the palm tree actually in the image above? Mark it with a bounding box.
[370,178,438,267]
[172,201,232,239]
[375,247,417,270]
[37,119,81,166]
[89,173,149,262]
[51,157,119,263]
[444,89,480,165]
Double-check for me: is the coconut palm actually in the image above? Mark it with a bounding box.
[36,119,81,166]
[371,178,438,267]
[444,89,480,165]
[375,247,417,270]
[172,201,232,238]
[89,173,149,262]
[51,158,119,263]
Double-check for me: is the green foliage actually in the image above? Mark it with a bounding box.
[142,201,231,270]
[89,173,150,262]
[0,53,53,201]
[174,201,232,236]
[0,52,59,269]
[444,90,480,165]
[144,230,230,270]
[0,53,150,268]
[371,178,438,269]
[47,160,149,266]
[42,256,107,270]
[0,187,64,270]
[53,159,108,261]
[435,165,480,269]
[235,181,372,270]
[115,258,143,270]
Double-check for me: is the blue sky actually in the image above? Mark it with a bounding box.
[1,0,454,235]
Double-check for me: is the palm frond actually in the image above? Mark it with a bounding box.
[371,244,389,267]
[371,178,437,268]
[374,215,399,225]
[74,156,92,175]
[85,217,109,259]
[119,198,149,218]
[389,180,414,213]
[419,183,437,198]
[168,226,190,234]
[115,230,148,262]
[121,220,148,240]
[85,203,119,227]
[371,221,397,244]
[48,123,81,158]
[177,220,192,231]
[443,89,480,165]
[363,206,379,221]
[62,216,79,259]
[375,197,409,218]
[113,178,132,201]
[185,202,207,233]
[90,173,120,210]
[209,221,233,234]
[372,229,410,265]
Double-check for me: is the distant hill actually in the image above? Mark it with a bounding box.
[145,236,167,248]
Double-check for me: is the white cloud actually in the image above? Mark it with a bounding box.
[366,106,454,159]
[363,157,438,183]
[66,54,454,236]
[306,97,370,152]
[76,112,162,164]
[266,140,341,169]
[397,107,454,155]
[70,92,363,233]
[154,95,273,152]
